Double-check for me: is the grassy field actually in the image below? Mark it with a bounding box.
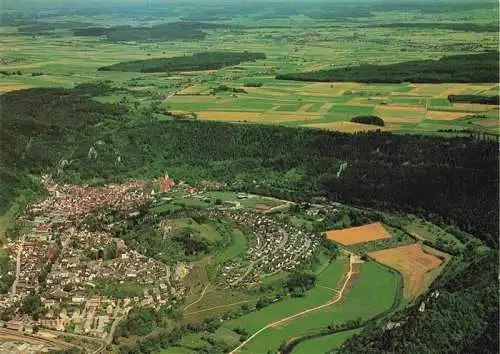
[234,261,399,353]
[219,257,348,334]
[170,217,222,242]
[213,229,247,264]
[292,328,363,354]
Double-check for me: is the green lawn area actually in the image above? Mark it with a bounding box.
[213,228,247,264]
[237,261,398,353]
[293,328,363,354]
[240,196,282,210]
[171,218,222,242]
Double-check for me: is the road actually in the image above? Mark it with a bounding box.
[11,237,24,296]
[229,254,356,354]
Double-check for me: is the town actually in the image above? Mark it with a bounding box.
[0,175,322,349]
[0,179,187,342]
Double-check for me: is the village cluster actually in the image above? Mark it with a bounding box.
[217,211,320,287]
[0,179,187,339]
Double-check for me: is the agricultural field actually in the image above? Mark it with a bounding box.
[0,2,498,137]
[368,243,443,299]
[325,222,391,245]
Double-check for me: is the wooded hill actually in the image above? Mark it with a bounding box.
[276,52,500,83]
[1,83,498,353]
[97,51,266,73]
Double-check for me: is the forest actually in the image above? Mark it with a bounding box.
[276,52,500,83]
[97,51,266,73]
[73,22,231,42]
[448,94,500,105]
[364,22,499,32]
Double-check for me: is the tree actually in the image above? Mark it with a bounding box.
[21,294,42,320]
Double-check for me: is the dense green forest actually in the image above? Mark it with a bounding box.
[448,94,500,105]
[98,52,266,73]
[364,22,499,32]
[276,52,500,83]
[1,84,497,248]
[72,22,231,42]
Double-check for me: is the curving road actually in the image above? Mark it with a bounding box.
[229,254,356,354]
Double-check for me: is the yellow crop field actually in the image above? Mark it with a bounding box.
[198,111,263,121]
[306,121,394,132]
[426,110,469,120]
[0,83,33,92]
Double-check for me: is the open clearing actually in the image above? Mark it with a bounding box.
[368,243,442,298]
[325,223,391,245]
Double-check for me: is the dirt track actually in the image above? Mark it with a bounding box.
[229,254,357,353]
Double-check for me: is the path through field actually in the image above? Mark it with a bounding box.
[229,253,357,353]
[184,284,211,311]
[185,299,257,316]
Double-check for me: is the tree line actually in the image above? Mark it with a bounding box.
[72,21,231,42]
[276,52,499,83]
[98,51,266,73]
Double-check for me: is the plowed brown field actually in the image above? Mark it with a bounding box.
[368,243,442,298]
[325,222,391,245]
